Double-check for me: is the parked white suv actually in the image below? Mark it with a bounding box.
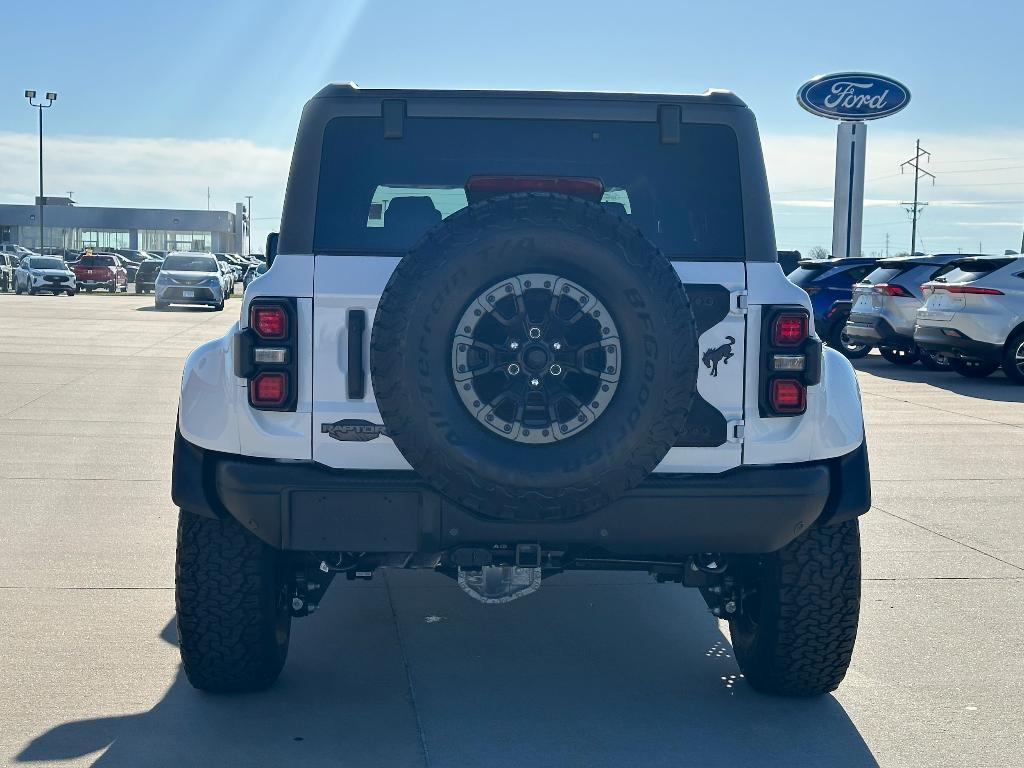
[171,85,870,697]
[13,255,77,296]
[846,253,966,370]
[915,254,1024,382]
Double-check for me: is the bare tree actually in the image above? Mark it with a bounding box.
[807,246,829,260]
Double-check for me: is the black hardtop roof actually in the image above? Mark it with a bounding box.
[279,82,774,259]
[312,82,747,108]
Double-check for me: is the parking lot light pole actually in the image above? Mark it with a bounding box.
[24,90,57,254]
[245,195,253,256]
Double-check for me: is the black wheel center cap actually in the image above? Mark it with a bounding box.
[523,345,549,372]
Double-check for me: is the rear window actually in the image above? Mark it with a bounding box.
[788,265,830,285]
[863,265,912,284]
[938,258,1015,284]
[314,117,745,260]
[77,256,116,267]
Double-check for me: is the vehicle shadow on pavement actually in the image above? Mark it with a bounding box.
[16,575,879,768]
[135,306,223,313]
[854,356,1022,401]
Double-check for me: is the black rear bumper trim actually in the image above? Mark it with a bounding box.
[914,326,1002,363]
[173,432,871,558]
[845,316,911,349]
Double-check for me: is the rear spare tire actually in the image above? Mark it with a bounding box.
[371,193,698,520]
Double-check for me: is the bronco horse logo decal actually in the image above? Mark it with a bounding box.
[702,336,735,377]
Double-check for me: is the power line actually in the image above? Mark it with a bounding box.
[900,139,935,256]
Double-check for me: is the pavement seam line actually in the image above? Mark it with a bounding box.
[872,502,1024,574]
[861,390,1024,431]
[383,570,432,768]
[0,365,100,419]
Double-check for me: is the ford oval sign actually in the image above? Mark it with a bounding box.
[797,72,910,120]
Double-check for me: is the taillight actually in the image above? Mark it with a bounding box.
[251,305,288,338]
[235,298,298,411]
[921,283,1003,295]
[251,372,288,407]
[941,285,1004,295]
[873,283,914,297]
[761,307,818,418]
[465,175,605,203]
[771,379,806,414]
[773,313,808,346]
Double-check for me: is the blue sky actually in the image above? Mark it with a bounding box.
[2,0,1022,254]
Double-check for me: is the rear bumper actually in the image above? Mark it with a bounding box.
[845,315,913,348]
[172,431,871,557]
[914,325,1003,363]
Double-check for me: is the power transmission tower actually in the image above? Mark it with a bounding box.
[899,139,935,256]
[885,232,889,258]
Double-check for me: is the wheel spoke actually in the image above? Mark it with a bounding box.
[452,273,620,443]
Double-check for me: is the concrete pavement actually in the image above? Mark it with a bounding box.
[0,293,1021,767]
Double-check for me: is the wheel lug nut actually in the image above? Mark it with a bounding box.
[529,327,542,339]
[507,363,520,375]
[552,342,562,351]
[530,377,540,387]
[510,341,520,350]
[549,364,562,376]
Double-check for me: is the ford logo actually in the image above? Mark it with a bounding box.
[797,72,910,120]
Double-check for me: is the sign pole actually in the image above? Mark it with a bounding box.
[830,121,866,259]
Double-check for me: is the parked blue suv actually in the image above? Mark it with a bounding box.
[787,257,878,358]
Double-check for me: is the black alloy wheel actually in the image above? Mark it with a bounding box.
[452,273,621,443]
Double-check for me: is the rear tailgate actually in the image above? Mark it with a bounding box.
[919,257,1015,323]
[311,256,748,474]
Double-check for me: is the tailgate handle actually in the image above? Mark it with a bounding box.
[347,309,366,400]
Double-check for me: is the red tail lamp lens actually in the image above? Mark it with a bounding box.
[943,285,1004,295]
[465,175,604,203]
[251,305,287,339]
[251,372,287,406]
[773,314,808,346]
[771,379,806,414]
[874,283,914,297]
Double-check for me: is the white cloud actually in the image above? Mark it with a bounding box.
[0,132,291,249]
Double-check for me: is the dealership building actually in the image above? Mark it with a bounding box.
[0,198,247,253]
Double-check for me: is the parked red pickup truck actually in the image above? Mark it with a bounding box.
[73,253,128,293]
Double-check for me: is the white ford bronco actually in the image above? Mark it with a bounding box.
[173,84,870,696]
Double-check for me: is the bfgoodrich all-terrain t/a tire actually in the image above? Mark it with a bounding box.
[175,509,291,693]
[371,193,699,521]
[728,520,861,696]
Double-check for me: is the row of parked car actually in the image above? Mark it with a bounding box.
[790,252,1024,384]
[0,245,268,299]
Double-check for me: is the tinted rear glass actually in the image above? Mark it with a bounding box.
[788,265,830,285]
[77,256,116,267]
[314,117,745,260]
[863,266,911,284]
[939,258,1015,283]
